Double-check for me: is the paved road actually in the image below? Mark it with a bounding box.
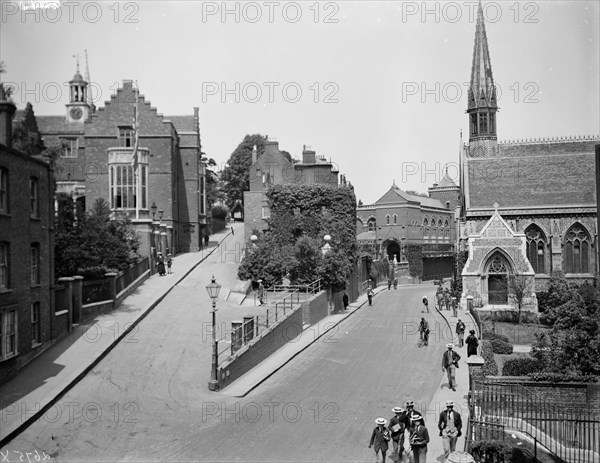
[3,247,448,461]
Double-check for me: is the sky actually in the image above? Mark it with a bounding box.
[1,0,599,204]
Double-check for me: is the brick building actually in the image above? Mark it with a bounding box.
[458,3,599,309]
[243,140,343,241]
[0,88,55,383]
[356,176,459,280]
[31,67,208,256]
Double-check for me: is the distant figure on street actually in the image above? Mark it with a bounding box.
[436,289,444,311]
[369,417,390,463]
[409,413,429,463]
[257,280,265,305]
[388,407,407,462]
[456,319,466,347]
[444,289,451,310]
[388,278,392,290]
[393,277,398,289]
[438,400,462,458]
[418,317,429,346]
[204,233,209,248]
[442,344,461,391]
[367,287,374,306]
[343,292,349,310]
[166,253,173,274]
[451,297,458,317]
[156,252,166,276]
[422,296,429,313]
[466,330,479,357]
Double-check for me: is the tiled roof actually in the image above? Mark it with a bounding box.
[436,173,458,188]
[166,116,196,133]
[36,116,82,134]
[392,187,445,209]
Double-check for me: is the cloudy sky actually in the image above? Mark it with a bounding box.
[2,0,598,204]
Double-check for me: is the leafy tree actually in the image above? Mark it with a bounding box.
[507,274,533,324]
[220,134,267,209]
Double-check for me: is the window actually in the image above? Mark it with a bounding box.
[489,112,496,135]
[261,206,271,219]
[564,225,590,274]
[0,167,7,213]
[119,127,134,148]
[525,225,546,274]
[423,219,429,238]
[109,164,136,210]
[444,220,449,240]
[0,309,18,360]
[479,112,488,134]
[31,302,40,346]
[393,214,397,224]
[367,218,376,231]
[386,215,390,225]
[30,177,39,217]
[0,242,9,290]
[470,113,478,136]
[61,138,78,158]
[31,243,40,286]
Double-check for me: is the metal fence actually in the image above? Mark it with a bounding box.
[469,380,600,463]
[115,257,150,295]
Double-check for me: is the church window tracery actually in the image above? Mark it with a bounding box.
[525,225,546,274]
[564,224,591,274]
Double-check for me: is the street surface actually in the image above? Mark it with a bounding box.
[2,228,451,462]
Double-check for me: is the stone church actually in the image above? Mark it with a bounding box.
[459,3,599,310]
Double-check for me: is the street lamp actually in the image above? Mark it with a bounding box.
[205,275,221,391]
[150,202,157,221]
[158,208,164,222]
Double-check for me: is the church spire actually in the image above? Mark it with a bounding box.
[467,1,498,154]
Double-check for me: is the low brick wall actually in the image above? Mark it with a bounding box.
[301,291,328,326]
[218,307,304,389]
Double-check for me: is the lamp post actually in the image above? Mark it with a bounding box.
[205,275,221,391]
[150,202,157,221]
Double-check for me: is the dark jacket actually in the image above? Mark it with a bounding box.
[466,334,479,356]
[438,409,462,436]
[409,423,429,448]
[369,426,390,452]
[455,321,466,335]
[404,409,422,428]
[442,350,461,369]
[388,415,406,441]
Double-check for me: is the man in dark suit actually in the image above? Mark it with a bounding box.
[408,413,429,463]
[438,400,462,457]
[369,417,390,463]
[441,344,461,391]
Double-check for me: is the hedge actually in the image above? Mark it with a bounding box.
[470,440,531,463]
[502,358,542,376]
[481,340,498,376]
[483,332,510,343]
[528,372,599,383]
[489,338,514,355]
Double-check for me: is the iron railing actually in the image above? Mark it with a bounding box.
[470,380,600,463]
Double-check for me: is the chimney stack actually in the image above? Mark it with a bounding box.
[302,146,316,164]
[0,85,16,149]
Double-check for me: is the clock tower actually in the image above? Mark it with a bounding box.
[66,61,90,124]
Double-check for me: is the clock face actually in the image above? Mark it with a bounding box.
[70,107,83,120]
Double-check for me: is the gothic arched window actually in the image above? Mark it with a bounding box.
[564,224,591,274]
[444,220,449,239]
[525,225,547,274]
[367,218,376,231]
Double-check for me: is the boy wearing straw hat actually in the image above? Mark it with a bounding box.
[408,413,429,463]
[369,417,391,463]
[388,407,407,461]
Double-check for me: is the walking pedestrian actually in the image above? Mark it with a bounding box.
[441,344,461,391]
[438,400,462,458]
[456,319,466,347]
[369,417,390,463]
[156,252,166,276]
[422,296,429,313]
[204,233,209,248]
[444,289,451,311]
[257,279,265,305]
[166,253,173,274]
[403,401,422,427]
[418,317,430,346]
[466,329,479,357]
[451,296,458,317]
[408,413,429,463]
[388,278,392,290]
[393,277,398,290]
[367,287,374,306]
[436,290,444,311]
[343,292,350,310]
[388,407,407,462]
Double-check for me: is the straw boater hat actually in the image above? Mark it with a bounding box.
[375,417,387,425]
[410,413,423,422]
[445,400,454,407]
[447,343,454,349]
[393,406,405,414]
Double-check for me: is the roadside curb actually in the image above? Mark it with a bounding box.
[222,286,383,397]
[0,232,232,448]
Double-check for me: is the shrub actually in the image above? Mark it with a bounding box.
[470,440,531,463]
[483,332,510,343]
[528,372,599,383]
[211,204,229,219]
[481,340,498,376]
[502,358,542,376]
[77,266,110,280]
[489,338,514,354]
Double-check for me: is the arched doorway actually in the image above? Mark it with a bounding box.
[485,252,510,304]
[386,241,400,262]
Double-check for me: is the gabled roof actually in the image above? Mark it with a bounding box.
[36,116,83,134]
[375,185,446,209]
[436,172,458,188]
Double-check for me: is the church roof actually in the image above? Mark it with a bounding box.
[376,185,446,210]
[70,72,85,84]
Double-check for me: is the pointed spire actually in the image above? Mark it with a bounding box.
[468,1,496,110]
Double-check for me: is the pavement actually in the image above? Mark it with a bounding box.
[0,226,234,447]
